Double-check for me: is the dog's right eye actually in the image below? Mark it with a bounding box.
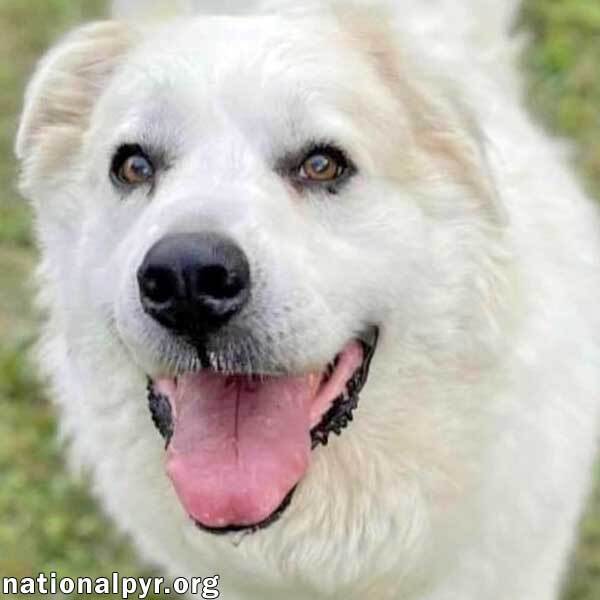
[111,145,155,187]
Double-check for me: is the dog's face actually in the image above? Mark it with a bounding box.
[17,7,510,594]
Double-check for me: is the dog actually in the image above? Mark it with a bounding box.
[15,1,600,598]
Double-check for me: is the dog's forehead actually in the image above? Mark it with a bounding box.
[96,14,388,158]
[124,15,355,95]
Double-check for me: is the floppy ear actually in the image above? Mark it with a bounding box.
[335,3,505,224]
[16,21,136,185]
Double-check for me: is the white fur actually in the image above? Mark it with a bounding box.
[16,1,600,598]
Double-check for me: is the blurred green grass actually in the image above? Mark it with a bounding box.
[521,0,600,200]
[0,1,598,599]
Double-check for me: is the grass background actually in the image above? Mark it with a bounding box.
[0,1,598,598]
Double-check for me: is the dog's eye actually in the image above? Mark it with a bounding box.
[111,145,155,186]
[299,147,349,183]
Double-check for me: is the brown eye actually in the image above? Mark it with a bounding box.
[111,145,155,187]
[299,149,347,182]
[119,155,154,184]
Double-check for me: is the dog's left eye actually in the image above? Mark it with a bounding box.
[298,146,350,183]
[111,145,155,187]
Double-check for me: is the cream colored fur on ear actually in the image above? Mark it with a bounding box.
[332,3,503,223]
[16,21,135,182]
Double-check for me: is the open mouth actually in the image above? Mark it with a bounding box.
[147,327,378,534]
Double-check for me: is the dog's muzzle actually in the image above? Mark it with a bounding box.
[146,326,379,535]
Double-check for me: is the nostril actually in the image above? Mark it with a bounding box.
[193,265,244,301]
[140,266,179,305]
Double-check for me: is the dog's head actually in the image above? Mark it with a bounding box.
[17,4,511,592]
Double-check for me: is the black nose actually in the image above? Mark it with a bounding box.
[137,233,251,337]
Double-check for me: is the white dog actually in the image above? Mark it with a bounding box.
[15,1,600,598]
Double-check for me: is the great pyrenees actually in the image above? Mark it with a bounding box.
[15,0,600,598]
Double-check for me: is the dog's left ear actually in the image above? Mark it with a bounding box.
[16,21,136,185]
[334,3,505,223]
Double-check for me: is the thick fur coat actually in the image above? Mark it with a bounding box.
[16,1,600,598]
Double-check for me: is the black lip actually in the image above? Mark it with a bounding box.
[310,327,378,449]
[147,380,174,447]
[146,326,379,535]
[194,486,297,536]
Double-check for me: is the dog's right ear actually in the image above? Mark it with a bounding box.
[16,21,136,184]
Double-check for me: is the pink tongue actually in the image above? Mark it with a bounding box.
[163,372,320,528]
[158,341,364,529]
